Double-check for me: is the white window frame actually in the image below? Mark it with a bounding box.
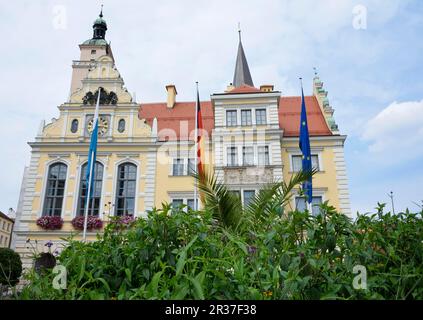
[255,108,267,125]
[225,109,238,127]
[170,197,200,212]
[257,145,270,166]
[289,152,323,172]
[72,158,107,219]
[39,159,71,218]
[111,158,140,217]
[224,144,272,167]
[242,146,254,166]
[241,109,253,126]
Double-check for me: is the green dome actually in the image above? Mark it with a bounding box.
[93,17,107,27]
[82,38,108,46]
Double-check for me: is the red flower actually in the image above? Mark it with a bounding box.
[71,216,103,230]
[36,216,64,230]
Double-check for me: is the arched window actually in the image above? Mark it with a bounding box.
[118,119,125,133]
[70,119,79,133]
[78,162,104,216]
[43,163,67,216]
[115,163,137,216]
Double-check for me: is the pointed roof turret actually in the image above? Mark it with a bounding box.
[232,26,254,88]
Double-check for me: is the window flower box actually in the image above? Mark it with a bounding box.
[36,216,64,230]
[71,215,103,230]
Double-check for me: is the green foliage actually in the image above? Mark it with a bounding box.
[0,248,23,286]
[17,172,423,300]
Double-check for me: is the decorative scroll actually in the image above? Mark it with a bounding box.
[83,87,118,105]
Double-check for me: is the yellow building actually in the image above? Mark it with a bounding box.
[12,11,350,267]
[0,211,14,248]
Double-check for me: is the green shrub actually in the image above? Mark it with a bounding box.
[0,248,23,287]
[18,203,423,300]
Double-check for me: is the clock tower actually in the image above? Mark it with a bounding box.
[11,8,157,266]
[69,8,114,96]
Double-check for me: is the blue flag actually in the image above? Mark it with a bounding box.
[85,88,101,208]
[299,87,312,204]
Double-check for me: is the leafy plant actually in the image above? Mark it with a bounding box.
[18,171,423,300]
[0,248,23,287]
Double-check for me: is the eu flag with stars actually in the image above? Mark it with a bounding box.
[299,87,312,204]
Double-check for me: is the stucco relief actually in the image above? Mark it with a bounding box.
[223,167,274,185]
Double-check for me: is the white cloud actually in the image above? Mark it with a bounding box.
[362,99,423,158]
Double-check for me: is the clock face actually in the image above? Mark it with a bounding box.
[87,117,109,136]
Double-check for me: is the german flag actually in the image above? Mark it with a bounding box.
[195,86,204,177]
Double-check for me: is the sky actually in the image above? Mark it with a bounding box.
[0,0,422,216]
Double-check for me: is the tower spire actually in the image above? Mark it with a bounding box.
[238,22,241,42]
[92,5,107,40]
[232,25,254,88]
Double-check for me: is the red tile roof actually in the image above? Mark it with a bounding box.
[229,84,262,94]
[138,95,332,141]
[139,101,214,141]
[279,96,332,136]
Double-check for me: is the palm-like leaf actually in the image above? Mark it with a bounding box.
[245,169,316,226]
[194,171,242,230]
[194,169,315,232]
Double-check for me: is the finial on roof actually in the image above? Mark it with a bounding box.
[313,67,318,77]
[238,22,241,42]
[100,4,104,18]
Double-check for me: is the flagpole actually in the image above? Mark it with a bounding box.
[83,150,95,241]
[83,87,101,241]
[194,82,199,211]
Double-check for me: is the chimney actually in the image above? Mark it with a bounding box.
[225,83,235,93]
[260,85,274,92]
[166,84,177,108]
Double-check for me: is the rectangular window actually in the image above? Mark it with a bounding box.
[258,146,270,166]
[91,49,96,54]
[311,196,323,216]
[5,237,8,246]
[171,199,184,208]
[187,158,196,175]
[229,190,241,199]
[172,159,185,176]
[242,146,254,166]
[241,109,252,126]
[256,109,267,125]
[187,199,198,210]
[295,197,307,212]
[243,190,255,207]
[295,196,323,216]
[226,110,237,127]
[312,155,320,171]
[227,147,238,166]
[292,155,302,172]
[292,154,320,172]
